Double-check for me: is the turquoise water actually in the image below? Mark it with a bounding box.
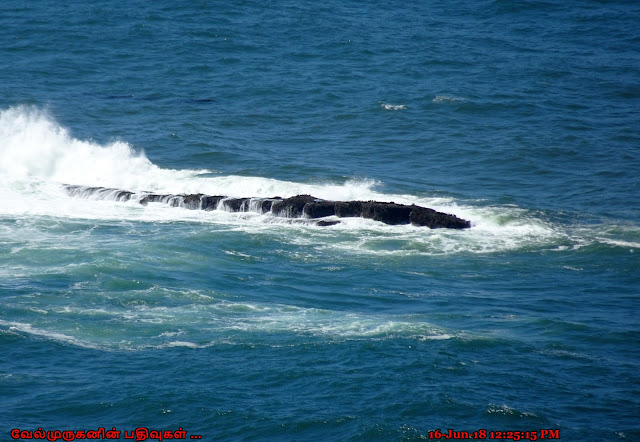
[1,1,639,440]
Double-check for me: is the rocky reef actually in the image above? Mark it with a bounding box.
[63,185,471,229]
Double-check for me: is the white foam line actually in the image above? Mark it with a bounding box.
[597,238,640,249]
[0,299,455,350]
[380,102,407,110]
[432,94,466,104]
[0,320,99,350]
[163,341,202,349]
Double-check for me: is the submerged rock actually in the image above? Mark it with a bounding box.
[62,184,471,229]
[316,220,341,227]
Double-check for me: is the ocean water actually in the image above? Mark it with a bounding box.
[1,0,639,440]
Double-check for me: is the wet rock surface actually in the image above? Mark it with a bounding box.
[63,185,471,229]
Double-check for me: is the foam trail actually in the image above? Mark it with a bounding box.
[432,95,466,104]
[381,103,407,110]
[0,300,453,351]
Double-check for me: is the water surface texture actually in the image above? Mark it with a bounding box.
[1,1,639,440]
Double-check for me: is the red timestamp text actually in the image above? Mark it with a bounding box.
[10,426,203,441]
[428,429,560,440]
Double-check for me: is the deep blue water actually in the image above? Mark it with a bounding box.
[1,1,639,440]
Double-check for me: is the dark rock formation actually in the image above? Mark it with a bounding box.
[409,205,469,229]
[272,195,317,218]
[201,195,225,210]
[334,201,364,218]
[316,220,341,227]
[221,197,250,212]
[62,184,471,229]
[305,200,337,218]
[65,185,134,202]
[361,202,412,225]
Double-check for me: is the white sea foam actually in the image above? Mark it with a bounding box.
[432,95,466,104]
[0,320,99,350]
[0,300,453,351]
[380,103,407,110]
[0,107,206,192]
[163,341,202,349]
[596,238,640,249]
[486,404,538,418]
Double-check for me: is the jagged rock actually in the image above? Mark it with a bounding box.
[65,185,133,202]
[62,184,471,229]
[201,195,224,210]
[115,191,134,202]
[260,198,279,213]
[304,201,337,218]
[182,193,204,209]
[316,220,341,227]
[361,201,412,225]
[410,205,470,229]
[139,194,165,205]
[221,197,250,212]
[271,195,316,217]
[334,201,363,217]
